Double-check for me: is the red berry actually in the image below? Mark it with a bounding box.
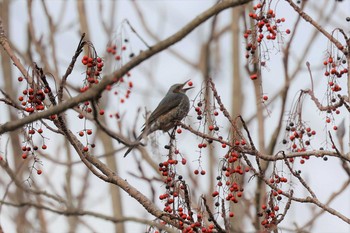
[42,145,47,150]
[177,128,182,134]
[194,169,199,175]
[37,169,42,175]
[188,81,193,86]
[22,153,28,159]
[263,95,268,101]
[250,74,258,80]
[212,191,219,197]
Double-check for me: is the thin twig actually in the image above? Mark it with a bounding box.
[58,33,86,103]
[91,100,129,145]
[306,62,314,92]
[281,151,317,198]
[202,196,225,233]
[285,0,346,52]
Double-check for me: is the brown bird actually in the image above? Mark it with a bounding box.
[124,80,193,157]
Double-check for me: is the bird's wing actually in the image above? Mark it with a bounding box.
[147,93,182,124]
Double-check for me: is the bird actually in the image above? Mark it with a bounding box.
[124,80,193,157]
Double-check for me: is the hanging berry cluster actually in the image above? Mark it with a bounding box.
[282,120,317,163]
[18,77,49,113]
[310,34,348,148]
[323,53,348,101]
[259,192,282,229]
[158,147,187,210]
[193,91,224,171]
[257,163,290,229]
[17,76,50,176]
[157,152,204,232]
[106,40,134,62]
[80,54,104,93]
[243,1,290,63]
[76,45,105,152]
[105,33,135,116]
[210,151,250,219]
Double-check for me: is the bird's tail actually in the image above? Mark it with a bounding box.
[123,133,144,157]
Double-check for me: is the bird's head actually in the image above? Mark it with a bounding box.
[170,80,194,94]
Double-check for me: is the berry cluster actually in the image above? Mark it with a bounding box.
[106,40,134,61]
[77,53,105,152]
[76,100,100,152]
[80,55,104,93]
[105,39,134,114]
[323,54,348,102]
[210,151,249,216]
[282,121,316,163]
[18,78,48,113]
[21,143,44,175]
[258,172,288,229]
[157,158,198,231]
[244,2,290,62]
[158,154,187,203]
[17,77,51,175]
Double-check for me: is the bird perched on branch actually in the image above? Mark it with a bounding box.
[124,80,193,157]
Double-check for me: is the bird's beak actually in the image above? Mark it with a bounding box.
[182,79,194,91]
